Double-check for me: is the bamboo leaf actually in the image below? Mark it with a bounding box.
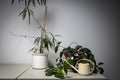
[28,0,32,6]
[22,8,27,20]
[32,0,35,6]
[19,10,24,16]
[28,8,31,24]
[43,0,46,5]
[19,0,21,3]
[34,37,40,45]
[33,48,39,53]
[19,8,27,20]
[40,0,43,5]
[55,35,61,37]
[44,38,49,51]
[48,40,53,48]
[25,0,27,7]
[11,0,14,5]
[28,47,35,52]
[37,0,40,5]
[22,0,24,2]
[29,8,34,15]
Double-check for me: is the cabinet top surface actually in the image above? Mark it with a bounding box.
[18,68,107,79]
[0,64,30,79]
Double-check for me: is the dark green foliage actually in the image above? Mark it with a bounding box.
[63,61,68,75]
[45,65,64,79]
[11,0,46,24]
[58,44,104,74]
[55,42,61,53]
[29,32,60,53]
[98,62,104,65]
[45,44,104,79]
[54,68,64,78]
[94,62,104,74]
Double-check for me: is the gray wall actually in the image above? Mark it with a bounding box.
[0,0,119,80]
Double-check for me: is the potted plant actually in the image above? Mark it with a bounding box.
[11,0,60,69]
[59,43,104,74]
[45,42,104,78]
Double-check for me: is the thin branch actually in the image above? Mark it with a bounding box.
[9,30,36,38]
[69,41,78,47]
[31,13,43,29]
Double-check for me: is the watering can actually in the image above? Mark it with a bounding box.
[64,58,95,75]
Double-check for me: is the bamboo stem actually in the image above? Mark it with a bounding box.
[40,5,47,53]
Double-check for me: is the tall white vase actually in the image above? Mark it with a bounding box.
[32,53,48,69]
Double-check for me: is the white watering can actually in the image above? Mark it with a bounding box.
[64,58,95,75]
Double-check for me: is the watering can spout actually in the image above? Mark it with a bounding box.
[64,59,79,73]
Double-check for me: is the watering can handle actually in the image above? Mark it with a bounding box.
[76,58,95,74]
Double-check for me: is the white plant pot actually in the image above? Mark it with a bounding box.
[32,53,48,69]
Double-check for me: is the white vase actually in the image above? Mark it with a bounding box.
[32,53,48,69]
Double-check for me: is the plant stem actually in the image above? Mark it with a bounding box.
[40,5,47,53]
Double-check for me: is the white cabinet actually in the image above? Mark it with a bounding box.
[0,65,107,80]
[0,64,30,80]
[18,68,107,80]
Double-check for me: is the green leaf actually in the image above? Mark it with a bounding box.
[60,52,63,58]
[33,48,39,53]
[54,35,61,37]
[40,0,43,5]
[28,9,31,24]
[37,0,40,5]
[29,8,34,15]
[54,69,64,78]
[45,67,54,76]
[43,0,46,5]
[28,47,39,53]
[98,67,104,74]
[63,61,68,75]
[44,38,49,51]
[56,63,62,70]
[54,42,61,53]
[32,0,35,6]
[58,41,62,45]
[19,0,21,3]
[48,39,53,48]
[67,57,74,65]
[11,0,14,5]
[98,62,104,65]
[28,47,35,52]
[25,0,27,7]
[75,45,82,50]
[80,48,91,54]
[55,46,58,53]
[34,37,40,45]
[28,0,32,6]
[22,8,27,20]
[56,58,59,62]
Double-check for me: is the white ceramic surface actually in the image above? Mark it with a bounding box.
[32,53,48,69]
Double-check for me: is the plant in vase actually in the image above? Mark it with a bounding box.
[11,0,60,69]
